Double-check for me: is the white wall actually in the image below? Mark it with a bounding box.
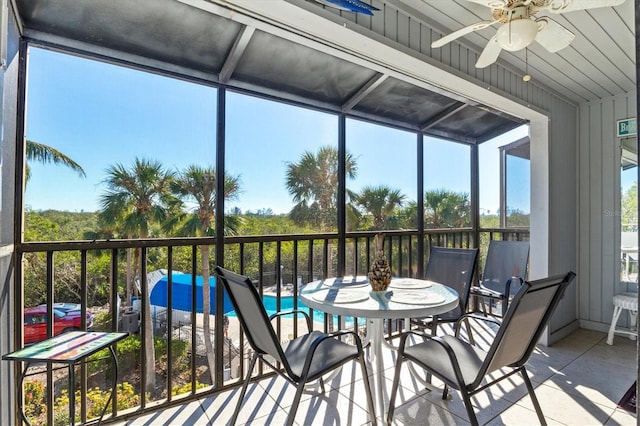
[578,91,637,332]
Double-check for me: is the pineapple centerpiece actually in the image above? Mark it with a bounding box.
[368,233,392,291]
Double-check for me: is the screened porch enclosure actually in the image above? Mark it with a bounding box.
[2,0,631,424]
[12,37,534,424]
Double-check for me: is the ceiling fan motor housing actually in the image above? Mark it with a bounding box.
[495,7,538,51]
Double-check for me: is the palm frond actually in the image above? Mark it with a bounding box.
[26,140,86,178]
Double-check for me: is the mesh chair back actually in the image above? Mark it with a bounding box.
[480,272,575,382]
[215,266,286,365]
[425,247,479,319]
[481,240,529,295]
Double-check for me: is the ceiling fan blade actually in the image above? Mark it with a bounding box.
[432,20,498,48]
[476,36,502,68]
[545,0,626,13]
[535,18,575,52]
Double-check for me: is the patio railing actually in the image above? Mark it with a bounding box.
[13,228,528,425]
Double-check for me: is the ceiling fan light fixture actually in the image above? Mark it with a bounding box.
[496,18,538,51]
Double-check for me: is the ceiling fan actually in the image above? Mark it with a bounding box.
[431,0,627,68]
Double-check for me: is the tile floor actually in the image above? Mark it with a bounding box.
[118,326,637,426]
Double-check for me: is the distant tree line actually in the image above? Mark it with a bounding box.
[22,144,522,307]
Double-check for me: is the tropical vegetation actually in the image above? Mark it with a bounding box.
[285,145,356,231]
[25,139,86,183]
[23,144,536,307]
[622,181,638,230]
[20,145,535,404]
[98,158,176,392]
[168,165,241,381]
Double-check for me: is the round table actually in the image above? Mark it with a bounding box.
[299,275,459,420]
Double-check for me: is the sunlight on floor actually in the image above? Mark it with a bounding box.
[118,327,637,426]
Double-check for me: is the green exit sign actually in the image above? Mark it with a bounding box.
[617,118,637,137]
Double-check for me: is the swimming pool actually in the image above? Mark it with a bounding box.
[228,294,363,327]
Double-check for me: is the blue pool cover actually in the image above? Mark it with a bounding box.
[150,273,234,314]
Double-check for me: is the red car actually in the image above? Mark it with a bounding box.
[23,304,94,344]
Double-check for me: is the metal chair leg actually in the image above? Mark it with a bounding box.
[358,355,378,426]
[501,296,510,317]
[521,367,547,426]
[230,352,259,425]
[425,320,438,385]
[460,388,478,426]
[287,381,305,426]
[387,356,404,425]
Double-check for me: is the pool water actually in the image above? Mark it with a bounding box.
[228,294,362,327]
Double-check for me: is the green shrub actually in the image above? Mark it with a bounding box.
[88,335,141,376]
[24,381,47,420]
[86,335,190,384]
[171,380,206,396]
[53,382,140,424]
[92,311,112,331]
[155,337,189,371]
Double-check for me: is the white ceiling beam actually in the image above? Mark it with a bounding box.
[341,73,388,113]
[178,0,548,123]
[421,102,467,132]
[219,24,255,84]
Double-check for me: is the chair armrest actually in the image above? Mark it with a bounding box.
[504,276,524,297]
[270,309,312,333]
[456,312,501,325]
[328,329,363,347]
[454,313,501,337]
[398,329,432,342]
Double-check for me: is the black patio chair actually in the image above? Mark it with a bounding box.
[470,240,530,316]
[388,271,576,426]
[411,247,479,338]
[214,266,377,426]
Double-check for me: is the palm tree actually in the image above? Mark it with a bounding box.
[424,189,471,228]
[99,158,175,243]
[25,139,86,183]
[169,165,241,382]
[353,185,406,230]
[285,145,357,231]
[99,157,175,394]
[286,146,356,331]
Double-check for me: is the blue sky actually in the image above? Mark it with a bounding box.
[24,47,530,215]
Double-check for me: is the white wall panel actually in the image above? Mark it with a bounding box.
[578,92,637,331]
[547,95,578,338]
[589,104,604,323]
[408,17,420,52]
[602,100,617,323]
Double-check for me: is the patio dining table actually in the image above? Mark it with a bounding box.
[299,276,459,420]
